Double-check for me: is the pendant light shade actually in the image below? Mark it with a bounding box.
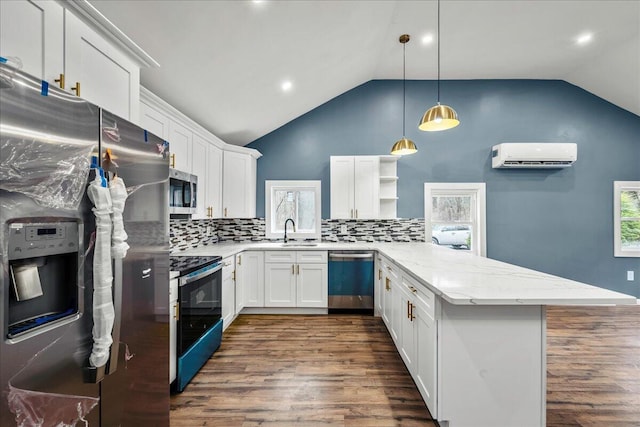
[418,102,459,131]
[419,0,460,132]
[390,34,417,156]
[391,137,417,155]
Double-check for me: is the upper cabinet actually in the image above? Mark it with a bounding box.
[223,150,257,218]
[140,87,260,219]
[330,156,398,219]
[0,0,156,121]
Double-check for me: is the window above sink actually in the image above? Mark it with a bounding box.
[265,180,321,241]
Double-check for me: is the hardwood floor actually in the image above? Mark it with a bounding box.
[546,305,640,427]
[171,315,436,426]
[171,306,640,426]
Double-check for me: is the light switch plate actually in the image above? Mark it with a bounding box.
[627,271,635,281]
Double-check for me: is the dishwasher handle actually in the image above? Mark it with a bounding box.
[329,253,373,260]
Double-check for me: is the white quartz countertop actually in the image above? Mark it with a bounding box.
[174,241,637,306]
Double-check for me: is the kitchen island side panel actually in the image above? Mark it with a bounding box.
[438,303,545,427]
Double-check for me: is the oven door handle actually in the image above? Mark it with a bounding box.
[179,263,222,286]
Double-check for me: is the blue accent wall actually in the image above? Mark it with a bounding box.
[248,80,640,297]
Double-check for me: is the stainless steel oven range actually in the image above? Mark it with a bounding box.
[169,255,222,392]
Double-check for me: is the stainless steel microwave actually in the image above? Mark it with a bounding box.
[169,169,197,214]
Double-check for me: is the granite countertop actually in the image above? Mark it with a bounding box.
[174,241,637,306]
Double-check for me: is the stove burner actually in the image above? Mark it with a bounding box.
[170,255,222,276]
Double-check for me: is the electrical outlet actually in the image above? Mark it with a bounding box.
[206,225,213,236]
[627,271,635,281]
[340,224,348,234]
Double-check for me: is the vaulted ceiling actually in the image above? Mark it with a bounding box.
[91,0,640,146]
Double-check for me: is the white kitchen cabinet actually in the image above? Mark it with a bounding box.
[381,258,400,343]
[64,12,140,120]
[330,156,380,219]
[1,1,144,121]
[168,120,192,172]
[191,134,207,218]
[222,150,256,218]
[264,251,328,308]
[221,256,236,331]
[412,288,437,416]
[0,0,64,84]
[205,143,223,218]
[140,102,170,140]
[236,251,264,307]
[169,278,178,384]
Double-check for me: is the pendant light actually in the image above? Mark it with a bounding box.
[419,0,460,131]
[391,34,418,156]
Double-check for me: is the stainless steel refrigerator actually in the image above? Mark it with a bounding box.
[0,62,170,426]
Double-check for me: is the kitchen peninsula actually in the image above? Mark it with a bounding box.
[175,241,636,427]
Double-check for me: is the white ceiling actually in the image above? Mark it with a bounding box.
[91,0,640,146]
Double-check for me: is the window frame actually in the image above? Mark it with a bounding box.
[613,181,640,258]
[265,180,321,241]
[424,182,487,257]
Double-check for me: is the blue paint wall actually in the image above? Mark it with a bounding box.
[248,80,640,297]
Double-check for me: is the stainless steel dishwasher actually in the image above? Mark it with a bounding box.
[328,251,374,314]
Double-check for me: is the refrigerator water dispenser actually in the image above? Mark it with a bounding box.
[5,219,82,339]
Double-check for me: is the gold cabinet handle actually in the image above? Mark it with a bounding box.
[409,286,417,294]
[71,81,80,97]
[410,303,415,321]
[385,277,390,291]
[170,153,176,168]
[355,209,358,218]
[224,207,228,217]
[407,300,411,319]
[350,209,353,218]
[237,255,241,266]
[232,270,236,281]
[296,264,300,275]
[291,264,295,274]
[207,206,213,217]
[173,303,179,320]
[378,269,382,280]
[55,73,65,89]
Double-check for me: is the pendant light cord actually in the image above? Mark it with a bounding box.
[402,40,406,137]
[437,0,441,103]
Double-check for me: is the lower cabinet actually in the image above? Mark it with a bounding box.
[221,255,236,331]
[380,261,439,420]
[264,251,328,308]
[169,277,178,384]
[236,251,264,307]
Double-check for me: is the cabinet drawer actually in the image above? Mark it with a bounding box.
[296,251,327,264]
[402,274,435,319]
[381,256,398,281]
[264,251,296,263]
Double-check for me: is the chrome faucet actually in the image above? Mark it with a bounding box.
[284,218,296,243]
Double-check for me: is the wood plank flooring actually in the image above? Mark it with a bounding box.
[172,306,640,426]
[171,315,436,426]
[546,305,640,427]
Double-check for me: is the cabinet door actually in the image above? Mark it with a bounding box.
[398,286,417,372]
[330,156,355,219]
[206,143,223,218]
[297,263,328,308]
[389,274,401,344]
[221,257,235,331]
[64,12,139,120]
[375,259,383,317]
[382,275,392,327]
[140,102,170,140]
[0,0,63,83]
[191,135,208,219]
[223,151,252,218]
[237,252,264,307]
[235,255,244,313]
[264,263,297,307]
[168,120,192,172]
[353,156,380,219]
[414,297,437,417]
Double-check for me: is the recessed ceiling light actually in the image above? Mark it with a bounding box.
[421,34,434,45]
[576,32,593,45]
[281,80,293,92]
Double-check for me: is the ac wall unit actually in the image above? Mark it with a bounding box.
[491,143,577,168]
